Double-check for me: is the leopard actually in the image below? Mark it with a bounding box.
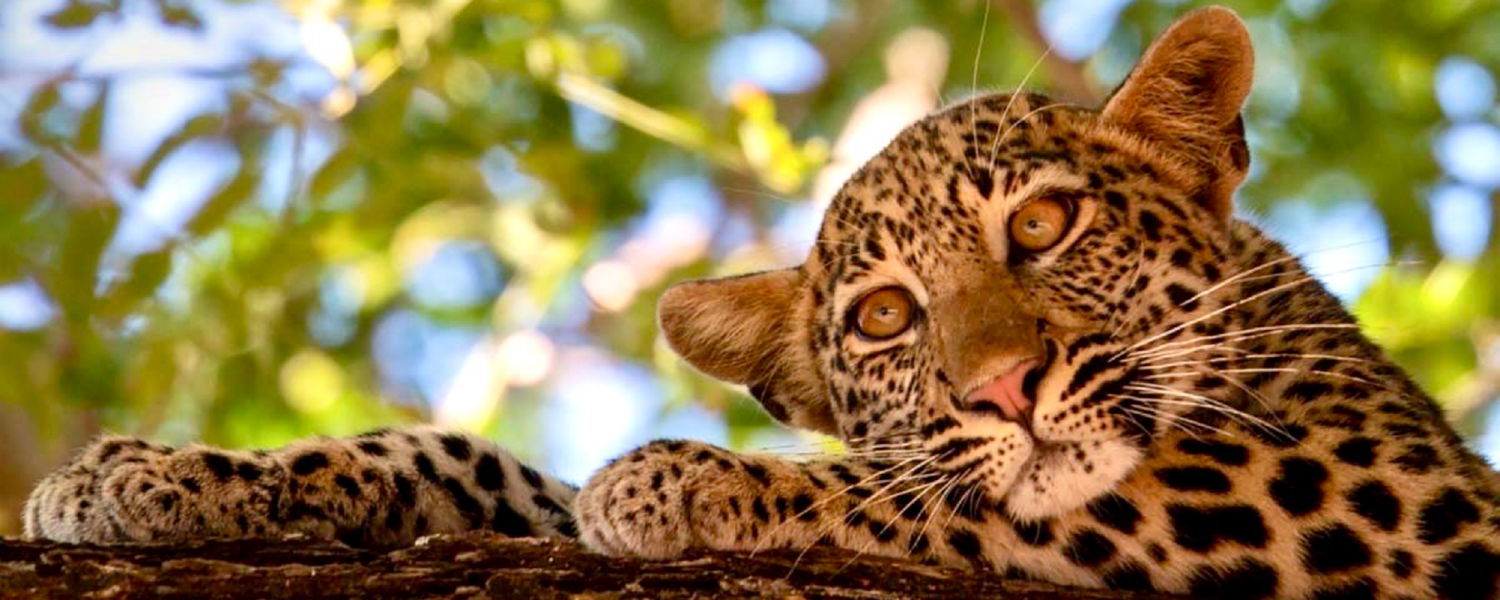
[22,7,1500,599]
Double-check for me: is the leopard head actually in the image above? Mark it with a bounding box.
[658,7,1290,520]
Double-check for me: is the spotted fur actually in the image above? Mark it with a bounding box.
[24,427,577,546]
[23,7,1500,600]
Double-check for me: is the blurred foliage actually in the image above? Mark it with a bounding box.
[1,0,1498,534]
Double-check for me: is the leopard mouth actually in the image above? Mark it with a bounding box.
[931,353,1084,502]
[926,409,1140,521]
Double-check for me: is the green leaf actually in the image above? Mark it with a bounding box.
[100,247,174,317]
[76,83,108,153]
[133,113,226,187]
[186,165,257,237]
[0,159,48,281]
[154,0,204,30]
[19,83,63,144]
[51,203,120,326]
[306,148,359,201]
[43,0,103,29]
[0,157,48,213]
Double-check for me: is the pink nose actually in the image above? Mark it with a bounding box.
[964,359,1040,421]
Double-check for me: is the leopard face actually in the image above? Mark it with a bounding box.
[660,8,1291,521]
[804,90,1251,521]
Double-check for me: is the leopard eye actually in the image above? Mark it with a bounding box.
[1009,195,1075,252]
[853,286,916,340]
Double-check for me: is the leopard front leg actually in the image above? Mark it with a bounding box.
[576,440,936,560]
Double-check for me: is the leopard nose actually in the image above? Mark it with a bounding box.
[963,359,1040,423]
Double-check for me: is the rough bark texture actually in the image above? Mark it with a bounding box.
[0,533,1186,599]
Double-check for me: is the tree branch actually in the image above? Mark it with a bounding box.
[0,534,1190,599]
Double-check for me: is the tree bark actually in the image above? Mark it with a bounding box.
[0,533,1188,599]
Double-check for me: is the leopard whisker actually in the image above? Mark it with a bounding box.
[989,102,1081,176]
[830,474,956,575]
[772,451,931,463]
[1139,351,1383,371]
[882,474,949,532]
[1112,402,1160,438]
[844,438,928,450]
[910,468,969,559]
[938,477,985,535]
[1139,370,1201,380]
[842,433,926,445]
[779,456,942,571]
[1117,273,1331,359]
[1124,390,1275,438]
[808,236,865,249]
[759,442,924,455]
[1111,395,1233,437]
[1132,364,1282,431]
[1135,409,1233,440]
[1154,259,1413,342]
[832,459,948,564]
[1127,323,1362,361]
[1118,404,1196,438]
[838,456,945,518]
[1132,343,1262,363]
[828,448,930,457]
[753,434,924,454]
[985,49,1052,172]
[1219,259,1418,292]
[1123,382,1282,435]
[1175,254,1303,308]
[1129,340,1287,364]
[1205,367,1404,393]
[756,444,918,453]
[762,454,933,557]
[715,185,798,203]
[817,456,928,502]
[966,0,993,181]
[866,469,954,570]
[1185,362,1286,431]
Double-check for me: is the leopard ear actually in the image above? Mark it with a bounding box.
[1102,6,1253,219]
[658,268,836,434]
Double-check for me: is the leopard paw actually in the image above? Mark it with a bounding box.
[575,440,714,558]
[25,435,173,543]
[575,439,786,558]
[24,436,289,543]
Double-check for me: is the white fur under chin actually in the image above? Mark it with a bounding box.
[1002,438,1142,521]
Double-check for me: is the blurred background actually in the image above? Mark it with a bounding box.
[1,0,1498,534]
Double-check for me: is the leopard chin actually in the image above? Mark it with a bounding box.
[1001,438,1143,521]
[936,418,1143,522]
